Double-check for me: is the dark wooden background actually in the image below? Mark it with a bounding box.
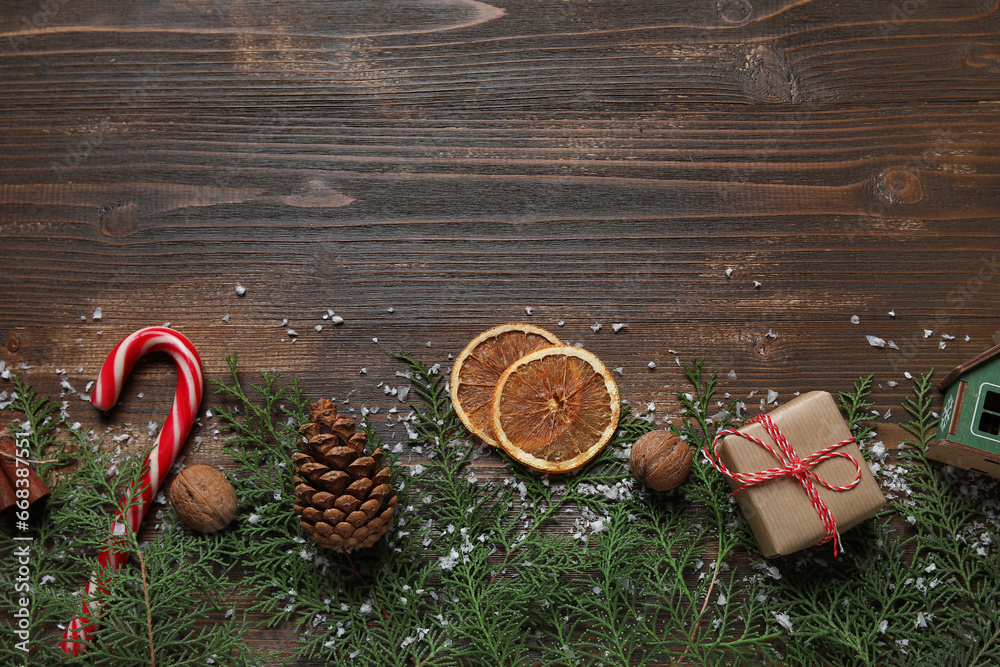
[2,0,1000,661]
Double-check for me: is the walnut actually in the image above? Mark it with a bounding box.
[628,430,693,491]
[169,465,237,533]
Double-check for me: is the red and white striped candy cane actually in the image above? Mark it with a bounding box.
[61,326,203,656]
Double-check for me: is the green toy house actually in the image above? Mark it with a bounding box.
[928,342,1000,478]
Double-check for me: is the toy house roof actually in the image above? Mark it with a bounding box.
[939,342,1000,391]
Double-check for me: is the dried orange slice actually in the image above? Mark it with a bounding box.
[451,323,562,446]
[490,345,620,474]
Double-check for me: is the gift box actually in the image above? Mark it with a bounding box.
[707,391,885,558]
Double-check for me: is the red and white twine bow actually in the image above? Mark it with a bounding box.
[703,414,861,557]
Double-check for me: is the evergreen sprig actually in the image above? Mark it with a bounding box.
[0,385,256,666]
[5,355,1000,666]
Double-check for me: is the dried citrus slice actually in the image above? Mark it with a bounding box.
[451,323,562,446]
[490,345,620,474]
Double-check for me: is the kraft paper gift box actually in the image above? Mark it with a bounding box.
[713,391,885,558]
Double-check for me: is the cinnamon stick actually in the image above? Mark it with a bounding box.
[0,436,51,507]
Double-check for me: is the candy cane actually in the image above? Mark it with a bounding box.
[61,327,203,656]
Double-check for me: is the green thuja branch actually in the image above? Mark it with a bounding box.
[0,380,256,666]
[839,374,876,446]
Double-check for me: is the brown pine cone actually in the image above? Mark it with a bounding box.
[293,398,398,553]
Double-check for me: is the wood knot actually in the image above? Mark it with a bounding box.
[718,0,753,24]
[281,180,356,208]
[877,167,923,204]
[2,333,19,353]
[99,201,140,238]
[742,45,794,103]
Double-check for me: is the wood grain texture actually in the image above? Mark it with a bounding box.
[2,0,1000,661]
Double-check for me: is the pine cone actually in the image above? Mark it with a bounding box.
[293,398,398,552]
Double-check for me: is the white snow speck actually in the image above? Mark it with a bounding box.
[772,611,794,633]
[888,310,895,317]
[753,280,762,289]
[728,370,737,380]
[93,306,102,320]
[372,337,378,344]
[612,323,627,332]
[235,283,247,296]
[923,329,933,338]
[851,315,860,324]
[878,620,889,634]
[591,323,602,333]
[647,361,656,369]
[866,335,886,348]
[766,390,778,404]
[314,325,323,332]
[438,549,461,571]
[331,315,344,325]
[286,329,298,337]
[557,320,565,327]
[525,306,533,316]
[725,268,733,278]
[222,314,230,323]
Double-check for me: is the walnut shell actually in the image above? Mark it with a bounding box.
[629,430,692,491]
[170,465,237,533]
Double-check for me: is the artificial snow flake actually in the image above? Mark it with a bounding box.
[591,323,602,333]
[611,323,627,332]
[753,280,762,288]
[772,611,794,633]
[923,329,932,338]
[222,314,230,323]
[851,315,860,324]
[725,268,733,278]
[331,315,344,325]
[647,361,656,369]
[93,306,102,320]
[438,549,461,571]
[524,307,533,316]
[866,335,886,348]
[878,619,889,634]
[235,283,246,296]
[314,325,323,332]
